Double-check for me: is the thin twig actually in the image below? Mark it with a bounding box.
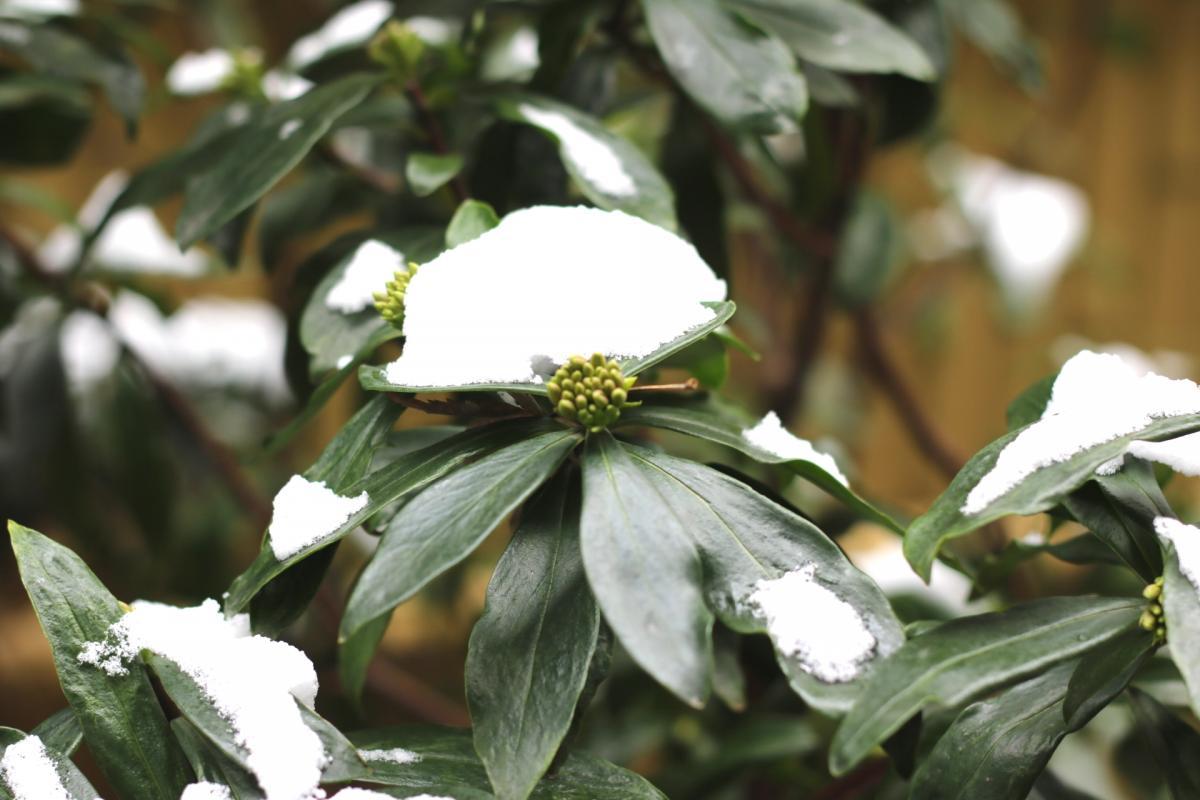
[629,378,700,394]
[405,80,469,204]
[364,657,471,727]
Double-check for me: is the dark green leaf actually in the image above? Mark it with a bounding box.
[723,0,936,80]
[0,73,90,165]
[1062,628,1155,729]
[580,433,714,707]
[341,428,581,642]
[8,523,192,800]
[711,623,747,711]
[1063,458,1168,581]
[1127,687,1200,799]
[616,397,902,533]
[1005,372,1055,431]
[30,708,82,757]
[339,612,391,711]
[446,199,500,249]
[1161,532,1200,716]
[660,334,729,390]
[0,727,102,800]
[467,472,600,800]
[833,191,899,309]
[1028,770,1100,800]
[407,152,465,197]
[643,0,807,133]
[802,63,859,106]
[176,73,380,248]
[830,596,1143,773]
[496,94,677,229]
[171,718,263,800]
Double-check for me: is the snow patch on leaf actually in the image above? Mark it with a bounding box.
[268,475,369,561]
[383,206,726,387]
[77,600,324,800]
[749,564,876,683]
[167,49,235,95]
[181,782,233,800]
[356,747,421,765]
[516,103,635,197]
[1156,517,1200,595]
[1125,432,1200,477]
[742,411,848,486]
[289,0,393,68]
[0,736,71,800]
[964,351,1200,515]
[325,241,405,314]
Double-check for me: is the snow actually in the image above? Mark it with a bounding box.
[515,104,635,197]
[77,600,324,800]
[167,49,236,96]
[181,783,232,800]
[1125,432,1200,477]
[267,475,369,561]
[849,536,972,614]
[0,0,78,18]
[357,747,421,765]
[93,207,210,275]
[263,70,313,102]
[278,119,302,140]
[963,351,1200,515]
[0,736,71,800]
[748,564,876,683]
[289,0,393,68]
[383,206,726,387]
[405,16,458,45]
[59,310,120,395]
[325,240,405,314]
[742,412,849,486]
[1155,517,1200,594]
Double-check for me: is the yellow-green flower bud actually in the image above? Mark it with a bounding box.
[373,262,419,329]
[549,352,640,432]
[1139,611,1157,631]
[368,20,426,82]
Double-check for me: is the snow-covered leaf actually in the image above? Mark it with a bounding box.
[0,730,100,800]
[287,0,393,69]
[1156,517,1200,717]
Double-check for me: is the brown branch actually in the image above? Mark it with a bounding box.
[854,308,966,480]
[629,378,700,394]
[405,80,469,204]
[363,657,471,727]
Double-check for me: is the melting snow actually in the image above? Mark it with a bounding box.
[289,0,393,68]
[166,49,236,96]
[1155,517,1200,594]
[748,564,876,683]
[0,736,71,800]
[964,351,1200,515]
[181,783,232,800]
[516,104,635,197]
[357,747,421,765]
[77,600,324,800]
[268,475,369,561]
[325,240,405,314]
[383,206,726,387]
[742,412,848,486]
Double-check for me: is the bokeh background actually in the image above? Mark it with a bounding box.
[1,1,1198,797]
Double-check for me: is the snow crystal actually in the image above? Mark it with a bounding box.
[516,104,635,196]
[1126,432,1200,477]
[268,475,369,561]
[77,600,324,800]
[167,49,235,96]
[181,782,232,800]
[1155,517,1200,594]
[383,206,726,387]
[963,351,1200,515]
[289,0,392,68]
[0,736,70,800]
[278,119,302,140]
[742,412,849,486]
[263,70,313,102]
[748,564,876,683]
[357,747,421,765]
[325,240,405,314]
[1094,455,1125,476]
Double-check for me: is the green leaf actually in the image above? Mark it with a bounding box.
[830,596,1143,774]
[943,0,1041,90]
[642,0,807,133]
[407,152,465,197]
[227,416,558,615]
[466,472,600,800]
[176,73,379,248]
[1161,533,1200,717]
[299,227,443,376]
[616,397,903,533]
[723,0,936,80]
[496,94,677,229]
[446,199,501,249]
[833,191,899,309]
[8,523,192,800]
[711,623,747,711]
[341,428,581,642]
[359,301,737,396]
[0,73,90,165]
[623,447,905,713]
[580,433,714,707]
[30,708,82,757]
[909,656,1132,800]
[0,727,102,800]
[351,724,666,799]
[171,718,264,800]
[339,612,391,711]
[1005,371,1055,431]
[1062,458,1168,581]
[1127,687,1200,799]
[905,414,1200,581]
[1062,628,1155,729]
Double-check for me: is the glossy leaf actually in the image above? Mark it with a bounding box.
[446,199,501,249]
[30,708,82,758]
[341,428,581,643]
[1160,533,1200,716]
[171,718,263,800]
[643,0,807,133]
[176,73,379,248]
[9,523,192,800]
[1062,628,1155,729]
[406,152,465,197]
[830,596,1143,773]
[496,94,677,229]
[0,727,101,800]
[467,472,600,800]
[1062,458,1168,581]
[1127,687,1200,799]
[724,0,936,80]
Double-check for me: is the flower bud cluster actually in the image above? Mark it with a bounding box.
[374,263,419,329]
[1139,577,1166,643]
[548,354,638,432]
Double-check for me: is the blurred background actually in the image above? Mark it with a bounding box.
[1,1,1198,797]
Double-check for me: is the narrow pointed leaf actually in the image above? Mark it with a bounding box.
[1160,534,1200,716]
[9,523,192,800]
[1127,687,1200,799]
[467,472,600,800]
[30,709,81,758]
[0,728,102,800]
[171,718,264,800]
[341,428,581,642]
[1062,628,1155,729]
[830,596,1143,774]
[1062,458,1168,581]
